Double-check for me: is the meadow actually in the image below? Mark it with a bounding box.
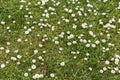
[0,0,120,80]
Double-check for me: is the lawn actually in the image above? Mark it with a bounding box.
[0,0,120,80]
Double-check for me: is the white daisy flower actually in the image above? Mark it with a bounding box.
[31,64,36,70]
[55,41,59,44]
[5,49,10,54]
[34,50,38,54]
[25,31,29,34]
[91,44,96,48]
[17,62,21,65]
[17,38,22,42]
[1,21,5,25]
[86,44,90,47]
[67,42,72,46]
[100,69,104,73]
[114,67,119,71]
[38,56,42,60]
[24,72,29,77]
[0,64,5,68]
[105,60,110,65]
[32,59,36,63]
[111,70,116,74]
[17,55,22,59]
[95,40,100,44]
[39,74,44,78]
[89,67,92,71]
[6,42,10,45]
[60,62,65,66]
[103,67,107,71]
[50,73,55,78]
[11,57,17,61]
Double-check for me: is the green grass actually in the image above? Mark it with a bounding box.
[0,0,120,80]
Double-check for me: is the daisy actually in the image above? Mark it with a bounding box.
[103,67,107,71]
[5,49,10,54]
[32,59,36,63]
[0,64,5,68]
[50,73,55,78]
[17,38,22,42]
[11,57,17,61]
[31,64,36,70]
[38,56,42,60]
[25,31,29,34]
[1,21,5,25]
[24,72,29,77]
[100,70,104,73]
[39,74,44,78]
[111,70,116,74]
[86,44,90,47]
[89,67,92,71]
[60,62,65,66]
[34,50,38,54]
[17,55,22,59]
[105,60,110,65]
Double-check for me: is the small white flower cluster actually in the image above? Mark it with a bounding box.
[99,19,103,25]
[117,2,120,9]
[72,24,77,29]
[11,57,17,61]
[42,34,49,42]
[100,54,120,74]
[71,51,80,55]
[52,37,59,45]
[117,28,120,34]
[109,17,116,23]
[70,51,80,59]
[58,32,65,38]
[64,8,73,13]
[103,23,116,29]
[5,49,10,54]
[38,23,54,31]
[88,31,96,37]
[25,28,33,34]
[67,34,74,40]
[87,4,93,8]
[58,47,63,53]
[41,0,48,5]
[81,23,88,29]
[6,26,12,32]
[83,53,90,61]
[32,74,44,79]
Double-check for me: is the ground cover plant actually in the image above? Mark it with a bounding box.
[0,0,120,80]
